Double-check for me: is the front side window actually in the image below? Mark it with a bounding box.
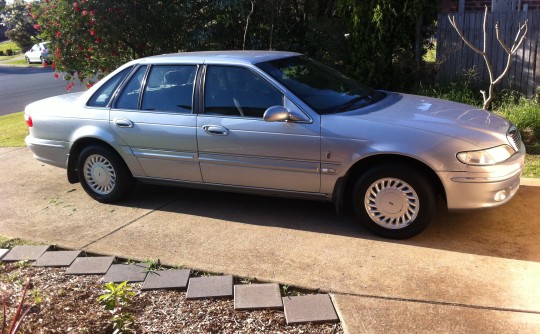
[204,66,283,118]
[87,66,133,108]
[141,65,196,113]
[115,65,147,110]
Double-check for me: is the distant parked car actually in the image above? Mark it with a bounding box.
[24,42,50,64]
[23,51,525,238]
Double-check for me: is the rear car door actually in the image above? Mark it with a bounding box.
[197,64,321,193]
[109,64,202,182]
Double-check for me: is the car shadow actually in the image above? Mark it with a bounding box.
[117,182,540,263]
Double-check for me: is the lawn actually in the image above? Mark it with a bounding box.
[0,112,28,147]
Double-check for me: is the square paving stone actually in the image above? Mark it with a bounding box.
[282,294,340,325]
[103,263,149,283]
[34,251,81,267]
[186,275,233,299]
[234,283,283,310]
[65,257,115,275]
[142,269,191,291]
[1,245,50,262]
[0,249,8,261]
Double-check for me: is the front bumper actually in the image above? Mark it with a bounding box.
[437,150,525,210]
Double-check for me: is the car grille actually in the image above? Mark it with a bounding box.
[507,126,521,151]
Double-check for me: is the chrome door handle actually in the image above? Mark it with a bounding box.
[202,125,229,136]
[113,118,134,128]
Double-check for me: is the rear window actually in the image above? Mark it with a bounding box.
[87,66,133,108]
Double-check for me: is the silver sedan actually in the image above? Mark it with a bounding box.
[24,51,525,238]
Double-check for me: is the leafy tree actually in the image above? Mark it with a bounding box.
[1,0,37,49]
[339,0,439,90]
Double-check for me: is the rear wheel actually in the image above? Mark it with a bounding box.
[352,165,435,239]
[77,145,134,203]
[25,56,30,64]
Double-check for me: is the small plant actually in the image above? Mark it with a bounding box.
[1,279,33,334]
[98,281,135,334]
[143,259,162,273]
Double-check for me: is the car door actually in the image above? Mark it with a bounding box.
[197,64,321,193]
[109,64,202,182]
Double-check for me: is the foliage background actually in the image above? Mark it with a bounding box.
[23,0,439,90]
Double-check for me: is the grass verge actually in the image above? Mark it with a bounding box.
[0,112,27,147]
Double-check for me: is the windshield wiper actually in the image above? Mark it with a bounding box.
[335,94,373,113]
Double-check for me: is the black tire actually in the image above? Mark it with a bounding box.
[25,56,30,64]
[76,145,134,203]
[352,165,435,239]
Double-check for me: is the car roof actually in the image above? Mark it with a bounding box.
[139,51,301,65]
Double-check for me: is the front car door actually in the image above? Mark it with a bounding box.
[109,63,202,182]
[197,64,321,193]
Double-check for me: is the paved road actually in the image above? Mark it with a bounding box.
[0,66,84,116]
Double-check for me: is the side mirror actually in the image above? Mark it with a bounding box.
[263,106,290,122]
[263,106,310,123]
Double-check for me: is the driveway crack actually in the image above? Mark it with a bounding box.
[80,196,180,249]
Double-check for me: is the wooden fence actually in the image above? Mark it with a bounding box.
[436,11,540,97]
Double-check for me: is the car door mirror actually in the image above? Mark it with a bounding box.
[263,106,289,122]
[263,106,310,123]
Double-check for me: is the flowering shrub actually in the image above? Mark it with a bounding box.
[31,1,133,90]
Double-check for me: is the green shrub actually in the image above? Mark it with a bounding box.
[495,95,540,146]
[417,81,482,107]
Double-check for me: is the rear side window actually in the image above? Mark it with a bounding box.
[141,65,196,113]
[87,66,133,108]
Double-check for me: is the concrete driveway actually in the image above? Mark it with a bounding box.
[1,147,539,333]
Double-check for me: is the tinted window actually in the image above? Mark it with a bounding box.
[204,66,282,118]
[257,56,373,114]
[115,65,147,110]
[87,66,133,108]
[141,65,196,113]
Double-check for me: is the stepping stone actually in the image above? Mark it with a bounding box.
[103,263,149,283]
[142,269,191,291]
[234,283,283,310]
[65,256,115,275]
[282,294,340,325]
[0,249,8,261]
[34,251,81,267]
[1,245,50,262]
[186,275,233,299]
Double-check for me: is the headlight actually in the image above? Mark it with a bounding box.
[457,145,515,165]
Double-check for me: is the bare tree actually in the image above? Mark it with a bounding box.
[243,0,255,50]
[448,6,528,110]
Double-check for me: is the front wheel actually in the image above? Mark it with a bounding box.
[352,165,435,239]
[25,56,30,64]
[76,145,134,203]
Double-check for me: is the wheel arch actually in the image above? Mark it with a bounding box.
[67,137,130,184]
[335,154,447,211]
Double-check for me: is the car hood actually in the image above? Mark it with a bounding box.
[345,92,511,147]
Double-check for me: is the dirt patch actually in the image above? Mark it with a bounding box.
[1,263,343,333]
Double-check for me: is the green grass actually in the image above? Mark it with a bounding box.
[524,154,540,178]
[0,112,28,147]
[0,235,48,248]
[0,40,20,53]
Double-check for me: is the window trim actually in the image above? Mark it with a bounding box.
[111,64,150,111]
[86,65,134,109]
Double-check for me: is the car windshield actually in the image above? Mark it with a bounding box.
[257,56,374,114]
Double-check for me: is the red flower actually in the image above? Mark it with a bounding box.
[90,10,95,16]
[42,62,47,68]
[82,10,88,15]
[86,82,93,88]
[52,63,55,70]
[89,29,95,36]
[88,47,93,52]
[54,73,59,79]
[33,24,40,30]
[95,37,102,44]
[55,31,61,38]
[73,2,78,7]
